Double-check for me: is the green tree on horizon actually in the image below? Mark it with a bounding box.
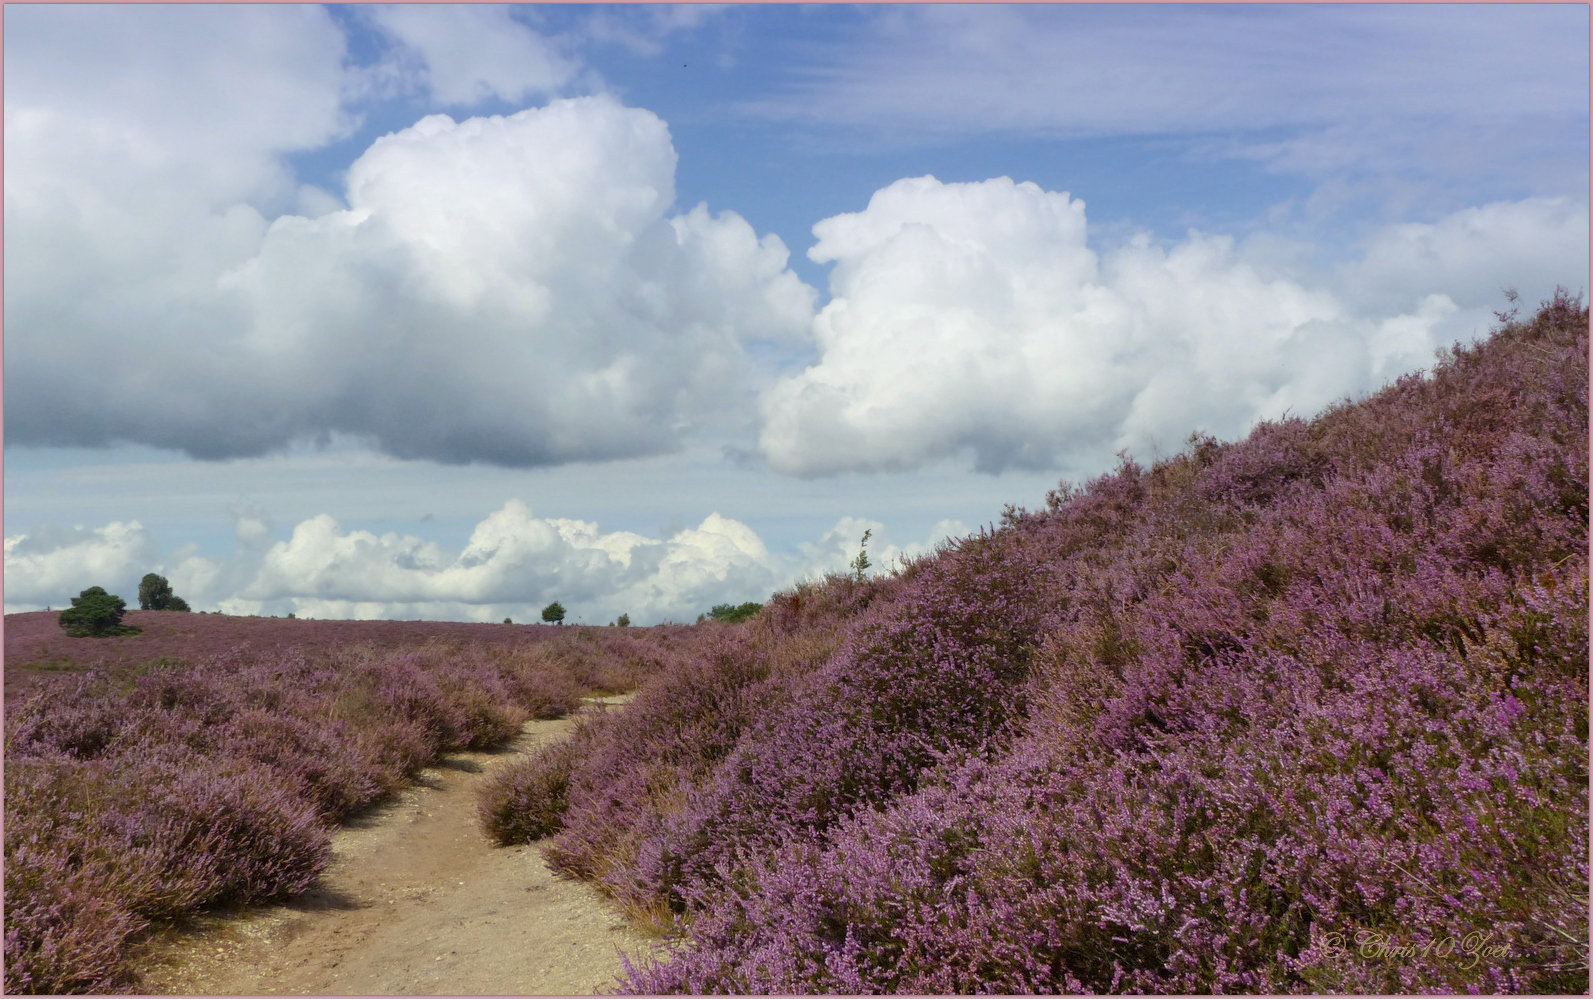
[138,573,190,611]
[59,586,137,637]
[541,601,566,625]
[850,528,873,581]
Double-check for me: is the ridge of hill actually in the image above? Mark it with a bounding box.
[485,294,1589,994]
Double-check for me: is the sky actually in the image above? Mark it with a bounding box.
[4,3,1588,625]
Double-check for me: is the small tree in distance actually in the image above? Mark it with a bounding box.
[541,601,566,625]
[59,587,137,637]
[616,612,631,627]
[850,528,873,582]
[137,573,190,611]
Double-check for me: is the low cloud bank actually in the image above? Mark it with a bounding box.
[3,503,962,626]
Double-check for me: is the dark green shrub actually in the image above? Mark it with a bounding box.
[58,587,136,637]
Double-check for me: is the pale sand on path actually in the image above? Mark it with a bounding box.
[139,695,656,996]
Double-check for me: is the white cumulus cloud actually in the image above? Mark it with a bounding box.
[4,4,349,211]
[1334,197,1588,316]
[5,505,971,624]
[757,175,1587,477]
[7,87,816,466]
[208,501,813,623]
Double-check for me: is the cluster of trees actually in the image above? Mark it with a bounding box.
[138,573,189,612]
[57,573,191,637]
[704,601,763,624]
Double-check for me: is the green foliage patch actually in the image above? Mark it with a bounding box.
[707,602,763,624]
[58,588,139,638]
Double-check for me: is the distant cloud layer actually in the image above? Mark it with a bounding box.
[746,5,1588,192]
[356,4,580,106]
[2,504,960,625]
[758,176,1587,476]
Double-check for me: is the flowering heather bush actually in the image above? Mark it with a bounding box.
[524,298,1588,993]
[5,751,328,993]
[621,531,1044,911]
[3,621,655,994]
[480,736,578,844]
[544,630,797,894]
[762,570,901,636]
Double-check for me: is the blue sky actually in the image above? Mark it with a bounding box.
[5,4,1588,624]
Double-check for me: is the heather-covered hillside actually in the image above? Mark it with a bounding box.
[486,295,1589,993]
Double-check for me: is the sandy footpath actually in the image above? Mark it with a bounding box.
[139,696,653,995]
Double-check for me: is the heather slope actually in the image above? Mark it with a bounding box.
[491,296,1588,993]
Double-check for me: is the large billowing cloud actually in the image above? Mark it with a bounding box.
[2,504,962,625]
[6,85,815,464]
[757,176,1587,476]
[216,98,814,465]
[2,522,159,609]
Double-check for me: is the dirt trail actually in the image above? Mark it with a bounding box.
[140,696,653,996]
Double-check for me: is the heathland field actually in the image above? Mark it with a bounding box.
[3,614,712,993]
[5,298,1588,994]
